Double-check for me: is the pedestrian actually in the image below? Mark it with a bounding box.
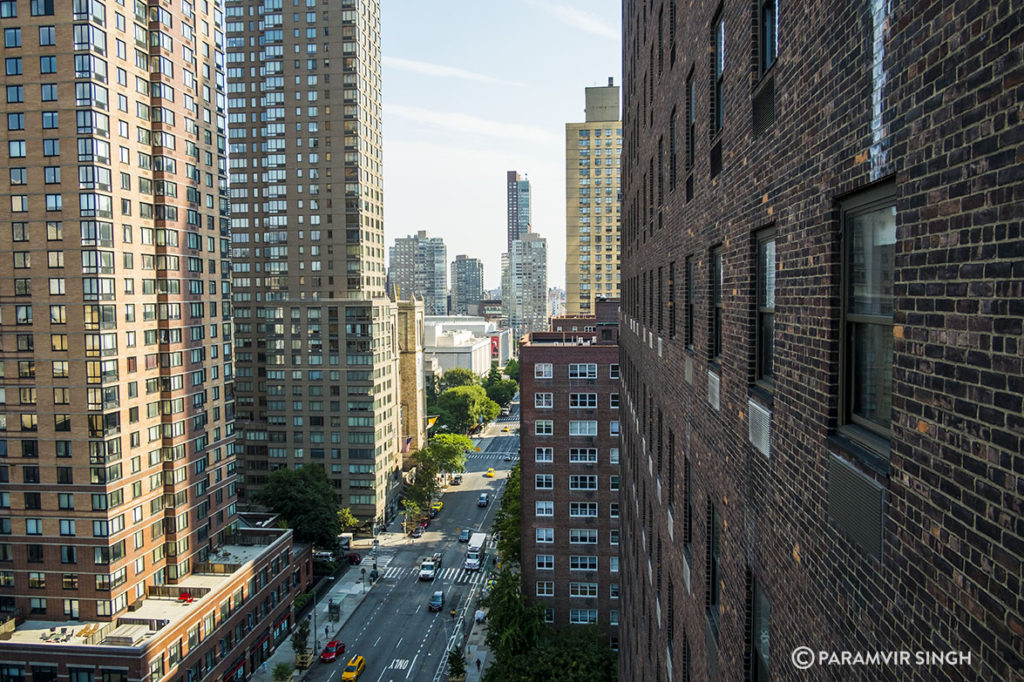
[450,608,456,621]
[260,661,267,674]
[324,625,329,639]
[475,659,481,672]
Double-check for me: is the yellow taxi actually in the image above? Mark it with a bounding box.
[431,500,443,512]
[341,655,365,680]
[485,468,495,478]
[501,427,510,432]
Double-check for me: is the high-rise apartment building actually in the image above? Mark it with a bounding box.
[620,1,1021,680]
[0,0,308,679]
[227,0,405,525]
[502,232,548,338]
[520,301,621,639]
[450,255,483,315]
[565,79,622,315]
[388,230,447,315]
[506,170,531,252]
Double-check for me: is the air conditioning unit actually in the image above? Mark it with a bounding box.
[748,398,771,458]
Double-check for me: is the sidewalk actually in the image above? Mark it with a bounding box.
[463,615,491,682]
[248,525,404,682]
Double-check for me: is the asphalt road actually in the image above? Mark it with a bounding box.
[305,409,520,682]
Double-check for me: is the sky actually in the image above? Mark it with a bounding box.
[381,0,623,291]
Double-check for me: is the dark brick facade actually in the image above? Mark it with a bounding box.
[619,1,1021,680]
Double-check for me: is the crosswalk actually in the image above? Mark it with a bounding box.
[465,452,518,460]
[379,565,489,585]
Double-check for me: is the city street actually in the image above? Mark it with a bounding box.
[303,403,519,682]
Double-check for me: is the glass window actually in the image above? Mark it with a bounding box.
[750,572,770,681]
[712,13,725,134]
[534,392,553,408]
[534,363,552,378]
[759,0,778,75]
[535,420,553,435]
[711,246,723,361]
[842,188,895,451]
[756,230,776,387]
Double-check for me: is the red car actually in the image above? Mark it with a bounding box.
[320,640,345,663]
[345,553,362,565]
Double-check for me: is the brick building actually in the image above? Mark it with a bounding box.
[0,522,311,682]
[520,300,621,640]
[619,1,1021,680]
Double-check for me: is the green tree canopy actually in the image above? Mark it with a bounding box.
[401,498,424,532]
[291,618,310,656]
[439,367,478,391]
[504,358,520,382]
[425,433,472,472]
[337,507,360,533]
[436,385,499,433]
[255,465,340,548]
[485,379,518,407]
[491,462,521,564]
[483,365,503,388]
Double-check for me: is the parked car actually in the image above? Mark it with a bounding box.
[428,590,445,612]
[411,526,424,538]
[344,553,362,565]
[452,474,463,485]
[458,528,471,542]
[341,655,365,680]
[312,551,334,562]
[431,500,443,511]
[320,640,345,663]
[477,493,489,507]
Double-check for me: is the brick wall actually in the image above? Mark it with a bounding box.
[619,0,1021,680]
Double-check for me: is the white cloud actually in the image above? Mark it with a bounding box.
[524,0,619,40]
[383,56,526,87]
[386,104,560,145]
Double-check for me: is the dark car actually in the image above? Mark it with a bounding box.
[411,526,424,538]
[458,528,471,542]
[320,640,345,663]
[477,493,489,507]
[503,454,513,461]
[428,591,445,612]
[344,553,362,565]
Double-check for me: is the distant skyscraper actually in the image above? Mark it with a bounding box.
[507,171,532,251]
[229,0,407,526]
[450,255,484,315]
[503,233,548,337]
[388,231,448,315]
[565,79,622,315]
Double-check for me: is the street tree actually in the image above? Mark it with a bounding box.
[439,367,477,391]
[483,365,502,388]
[337,507,360,533]
[504,358,520,382]
[491,462,521,564]
[272,664,293,682]
[436,385,499,433]
[401,498,423,533]
[291,618,310,656]
[480,567,545,671]
[485,379,518,407]
[255,465,340,548]
[425,433,472,473]
[447,650,466,680]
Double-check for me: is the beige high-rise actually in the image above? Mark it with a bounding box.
[0,0,237,622]
[565,79,622,315]
[227,0,406,526]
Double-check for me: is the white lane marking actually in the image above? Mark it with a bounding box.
[405,654,418,679]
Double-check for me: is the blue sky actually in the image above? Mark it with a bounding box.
[381,0,622,290]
